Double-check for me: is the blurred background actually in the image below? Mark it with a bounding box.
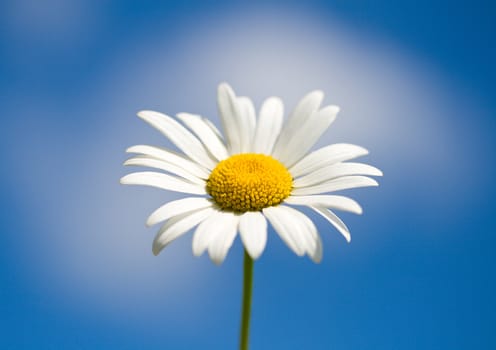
[1,0,495,349]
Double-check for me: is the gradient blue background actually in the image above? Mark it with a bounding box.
[1,0,495,349]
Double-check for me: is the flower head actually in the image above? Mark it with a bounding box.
[121,83,382,264]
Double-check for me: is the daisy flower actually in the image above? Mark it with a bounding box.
[120,83,382,265]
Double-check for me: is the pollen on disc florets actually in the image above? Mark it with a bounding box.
[206,154,293,212]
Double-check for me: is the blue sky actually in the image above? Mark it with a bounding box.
[1,0,495,349]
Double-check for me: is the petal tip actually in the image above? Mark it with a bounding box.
[136,110,150,119]
[119,175,130,185]
[320,104,340,118]
[312,89,324,99]
[122,159,134,167]
[211,257,223,266]
[125,145,139,154]
[152,246,161,256]
[218,82,234,94]
[268,96,283,103]
[311,256,322,264]
[330,105,341,114]
[366,178,380,187]
[248,251,263,260]
[359,147,370,157]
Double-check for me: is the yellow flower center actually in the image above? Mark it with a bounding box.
[206,154,293,212]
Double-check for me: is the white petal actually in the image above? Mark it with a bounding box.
[308,228,323,263]
[192,210,225,257]
[204,117,223,139]
[176,113,229,161]
[239,211,268,260]
[120,172,207,195]
[252,97,284,154]
[311,206,351,242]
[124,156,205,185]
[272,90,323,159]
[285,195,363,214]
[293,162,383,188]
[147,197,213,227]
[283,207,319,259]
[126,145,210,179]
[236,96,257,153]
[152,207,214,255]
[217,83,242,154]
[289,143,369,178]
[276,105,340,167]
[293,208,323,263]
[264,206,322,261]
[137,110,217,170]
[207,212,240,265]
[263,206,305,256]
[289,90,324,122]
[291,176,378,196]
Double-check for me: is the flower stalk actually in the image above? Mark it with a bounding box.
[239,249,254,350]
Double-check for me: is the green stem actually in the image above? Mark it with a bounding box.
[239,249,254,350]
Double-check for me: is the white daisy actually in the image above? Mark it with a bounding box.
[121,83,382,264]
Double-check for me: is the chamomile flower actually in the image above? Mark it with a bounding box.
[121,83,382,264]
